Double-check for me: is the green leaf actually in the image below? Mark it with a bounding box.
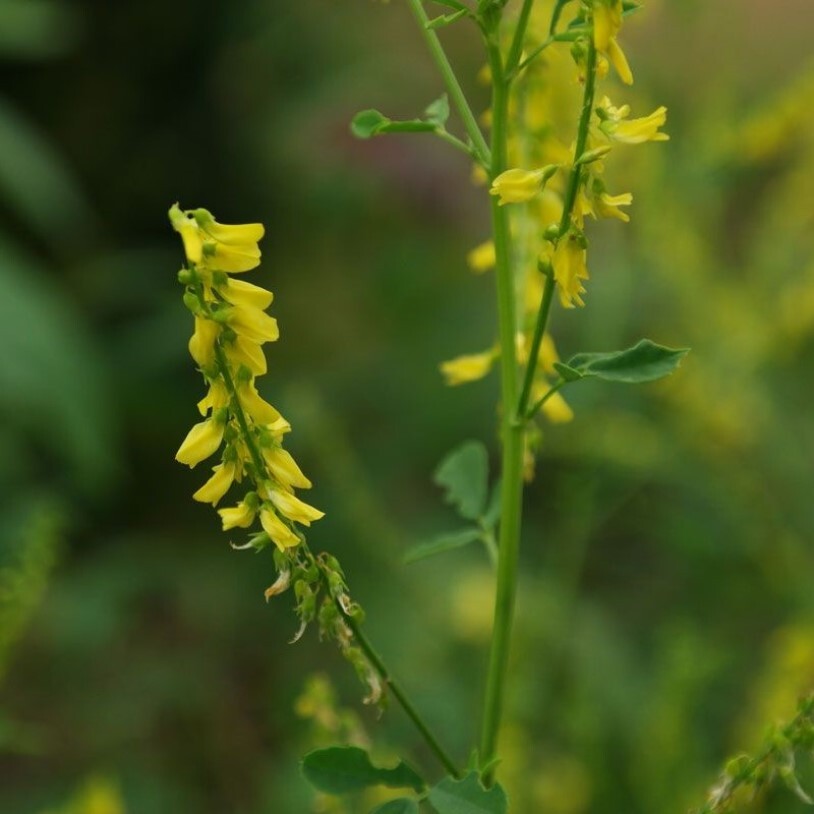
[425,8,469,29]
[404,528,481,564]
[482,479,502,528]
[370,800,420,814]
[301,747,425,795]
[428,773,508,814]
[434,441,489,521]
[351,109,390,139]
[424,94,450,127]
[552,361,584,382]
[564,339,689,384]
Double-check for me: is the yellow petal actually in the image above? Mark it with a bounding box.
[192,461,237,505]
[219,278,274,310]
[218,500,257,530]
[608,37,633,85]
[260,507,301,550]
[188,316,220,369]
[268,488,324,526]
[175,419,224,467]
[264,446,312,489]
[224,335,267,376]
[197,379,229,416]
[440,349,497,386]
[229,304,280,344]
[240,382,281,425]
[467,241,496,273]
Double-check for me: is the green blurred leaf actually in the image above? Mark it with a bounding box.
[552,361,584,382]
[370,799,420,814]
[424,94,450,127]
[301,746,425,795]
[428,773,508,813]
[434,441,489,521]
[404,528,481,564]
[0,97,96,250]
[0,234,117,491]
[0,0,81,60]
[351,109,390,139]
[425,9,469,30]
[564,339,689,384]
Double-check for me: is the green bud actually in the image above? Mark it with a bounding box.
[178,268,195,285]
[543,224,560,242]
[183,291,202,315]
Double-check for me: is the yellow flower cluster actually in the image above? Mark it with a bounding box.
[170,204,323,552]
[441,0,669,437]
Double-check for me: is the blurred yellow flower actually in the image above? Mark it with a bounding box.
[490,166,557,205]
[440,348,498,385]
[552,232,589,308]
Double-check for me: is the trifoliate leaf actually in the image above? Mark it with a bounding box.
[301,747,425,795]
[434,441,489,521]
[404,528,482,564]
[564,339,689,384]
[427,773,508,814]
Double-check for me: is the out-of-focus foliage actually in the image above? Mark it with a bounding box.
[1,0,813,812]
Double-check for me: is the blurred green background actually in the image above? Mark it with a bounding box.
[1,0,814,811]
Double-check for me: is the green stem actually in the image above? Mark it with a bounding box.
[515,35,554,75]
[526,378,564,420]
[478,42,526,787]
[192,289,459,779]
[556,38,597,240]
[405,0,491,166]
[516,270,555,420]
[515,38,597,404]
[434,128,479,159]
[549,0,571,35]
[505,0,536,77]
[338,602,463,779]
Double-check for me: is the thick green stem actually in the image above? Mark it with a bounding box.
[478,42,526,786]
[405,0,491,166]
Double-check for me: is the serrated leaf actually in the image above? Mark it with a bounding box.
[404,528,481,564]
[434,441,489,521]
[302,747,424,795]
[370,799,420,814]
[424,94,450,127]
[351,109,390,139]
[564,339,689,384]
[552,361,584,382]
[428,773,508,814]
[426,8,469,29]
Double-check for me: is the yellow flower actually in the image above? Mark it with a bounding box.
[193,461,237,505]
[595,190,633,221]
[552,232,589,308]
[467,241,496,273]
[593,0,622,53]
[264,445,312,489]
[218,498,257,530]
[197,379,229,416]
[440,348,498,386]
[490,166,557,205]
[175,418,225,467]
[228,303,280,344]
[260,506,301,551]
[169,204,264,272]
[224,334,267,376]
[598,98,669,144]
[218,277,274,310]
[188,316,220,369]
[267,487,325,526]
[607,38,633,86]
[239,381,282,425]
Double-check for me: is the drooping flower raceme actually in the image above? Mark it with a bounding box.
[169,204,323,553]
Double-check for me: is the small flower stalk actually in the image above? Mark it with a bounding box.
[170,204,323,555]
